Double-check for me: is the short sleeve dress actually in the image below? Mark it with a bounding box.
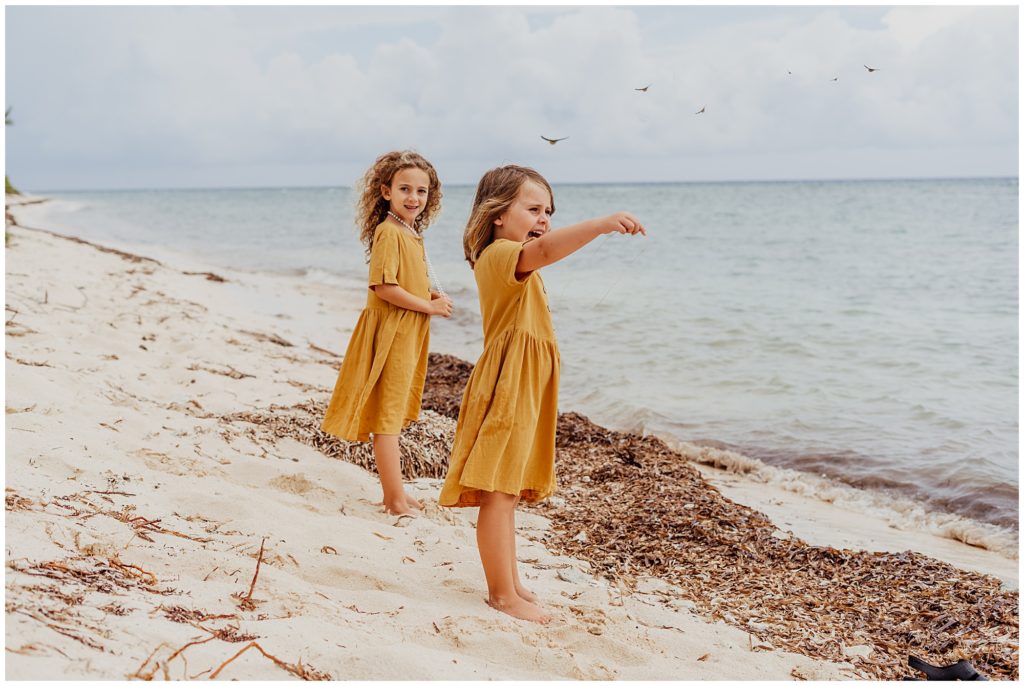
[438,239,560,507]
[320,219,432,441]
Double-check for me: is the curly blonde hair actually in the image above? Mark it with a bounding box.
[355,150,442,260]
[463,165,555,267]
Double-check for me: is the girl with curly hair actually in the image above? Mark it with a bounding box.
[321,150,453,515]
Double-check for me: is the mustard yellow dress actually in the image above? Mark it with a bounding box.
[439,239,560,507]
[320,219,431,441]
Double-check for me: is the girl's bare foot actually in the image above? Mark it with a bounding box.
[515,584,539,604]
[382,499,415,516]
[405,492,424,510]
[486,595,551,624]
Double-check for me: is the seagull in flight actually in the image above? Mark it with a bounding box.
[541,136,569,145]
[864,64,880,73]
[635,85,650,92]
[695,105,705,114]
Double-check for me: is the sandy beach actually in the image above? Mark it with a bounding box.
[5,196,1018,680]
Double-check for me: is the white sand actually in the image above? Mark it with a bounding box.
[4,201,1013,679]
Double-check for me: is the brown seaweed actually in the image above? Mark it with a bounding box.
[216,352,1018,680]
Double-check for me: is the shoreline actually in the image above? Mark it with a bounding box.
[5,198,1018,679]
[14,192,1015,536]
[12,193,1019,556]
[13,193,1019,542]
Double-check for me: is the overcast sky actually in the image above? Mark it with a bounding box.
[4,5,1019,191]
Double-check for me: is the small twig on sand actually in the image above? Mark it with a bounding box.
[208,641,330,680]
[160,604,238,624]
[186,363,255,380]
[132,636,216,680]
[241,330,293,347]
[11,608,106,651]
[233,538,266,611]
[165,635,216,665]
[103,505,212,544]
[130,642,168,680]
[182,271,227,283]
[7,355,53,368]
[109,555,157,585]
[308,342,341,357]
[344,604,404,617]
[244,538,265,602]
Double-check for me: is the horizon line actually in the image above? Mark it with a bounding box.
[22,174,1019,194]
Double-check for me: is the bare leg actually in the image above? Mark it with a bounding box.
[372,434,413,515]
[508,496,538,604]
[477,491,550,624]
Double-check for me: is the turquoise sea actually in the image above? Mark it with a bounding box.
[26,178,1019,532]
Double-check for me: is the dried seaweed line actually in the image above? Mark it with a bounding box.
[220,402,455,479]
[536,415,1021,682]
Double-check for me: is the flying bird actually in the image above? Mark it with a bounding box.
[695,105,705,115]
[541,136,569,145]
[635,85,650,92]
[864,64,880,73]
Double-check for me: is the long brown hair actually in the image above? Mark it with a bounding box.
[463,165,554,267]
[355,150,442,260]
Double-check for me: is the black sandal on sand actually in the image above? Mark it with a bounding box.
[904,655,988,681]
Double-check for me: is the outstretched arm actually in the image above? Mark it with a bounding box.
[516,212,645,277]
[373,284,452,317]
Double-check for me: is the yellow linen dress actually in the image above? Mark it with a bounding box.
[320,219,431,441]
[439,239,560,507]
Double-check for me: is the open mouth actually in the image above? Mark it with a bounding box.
[527,229,543,239]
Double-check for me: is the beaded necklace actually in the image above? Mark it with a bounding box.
[387,211,449,300]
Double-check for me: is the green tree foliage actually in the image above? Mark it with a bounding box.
[5,107,19,196]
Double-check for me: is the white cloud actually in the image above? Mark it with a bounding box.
[880,5,981,50]
[5,5,1017,189]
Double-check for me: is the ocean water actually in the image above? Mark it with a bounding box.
[24,178,1019,533]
